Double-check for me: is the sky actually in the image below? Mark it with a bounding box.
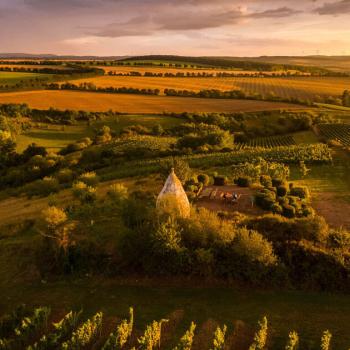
[0,0,350,56]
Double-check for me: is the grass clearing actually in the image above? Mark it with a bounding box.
[290,160,350,229]
[292,130,320,144]
[0,90,304,113]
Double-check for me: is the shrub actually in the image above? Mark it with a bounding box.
[282,204,296,218]
[328,228,350,248]
[214,228,278,283]
[42,206,67,230]
[180,208,234,248]
[255,190,276,211]
[301,204,314,217]
[78,171,99,187]
[279,241,349,290]
[107,183,128,202]
[231,228,277,266]
[56,168,75,184]
[24,176,60,197]
[72,181,97,203]
[277,185,288,197]
[272,178,285,187]
[271,203,283,214]
[213,176,227,186]
[197,173,210,186]
[290,186,309,199]
[236,176,251,187]
[260,175,272,188]
[244,214,329,243]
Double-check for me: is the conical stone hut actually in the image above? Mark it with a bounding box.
[156,168,190,218]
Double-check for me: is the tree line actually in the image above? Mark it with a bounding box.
[107,71,312,78]
[46,82,160,96]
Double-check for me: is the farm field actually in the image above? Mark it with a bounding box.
[15,114,183,152]
[237,56,350,73]
[72,75,350,100]
[317,123,350,146]
[1,279,350,350]
[0,64,70,70]
[0,71,53,85]
[0,90,304,113]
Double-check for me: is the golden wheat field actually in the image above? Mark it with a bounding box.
[0,90,303,113]
[73,75,350,100]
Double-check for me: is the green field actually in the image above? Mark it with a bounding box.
[0,71,53,86]
[15,114,183,152]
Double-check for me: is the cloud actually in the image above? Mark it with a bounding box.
[315,0,350,15]
[91,5,301,38]
[250,7,302,18]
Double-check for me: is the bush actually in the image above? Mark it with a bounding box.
[231,228,277,266]
[290,186,309,199]
[42,206,67,230]
[72,181,97,203]
[78,171,99,187]
[214,228,278,283]
[56,168,75,184]
[282,204,296,218]
[328,228,350,248]
[271,203,283,214]
[180,208,234,248]
[260,175,272,188]
[272,178,285,187]
[244,214,329,243]
[213,176,227,186]
[197,173,210,186]
[277,185,288,197]
[236,176,251,187]
[23,176,60,197]
[279,241,349,290]
[107,183,128,202]
[255,189,276,211]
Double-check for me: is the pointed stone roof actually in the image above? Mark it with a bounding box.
[156,168,190,218]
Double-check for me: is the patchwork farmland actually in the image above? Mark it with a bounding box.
[71,75,350,101]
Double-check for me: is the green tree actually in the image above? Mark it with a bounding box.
[342,90,350,107]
